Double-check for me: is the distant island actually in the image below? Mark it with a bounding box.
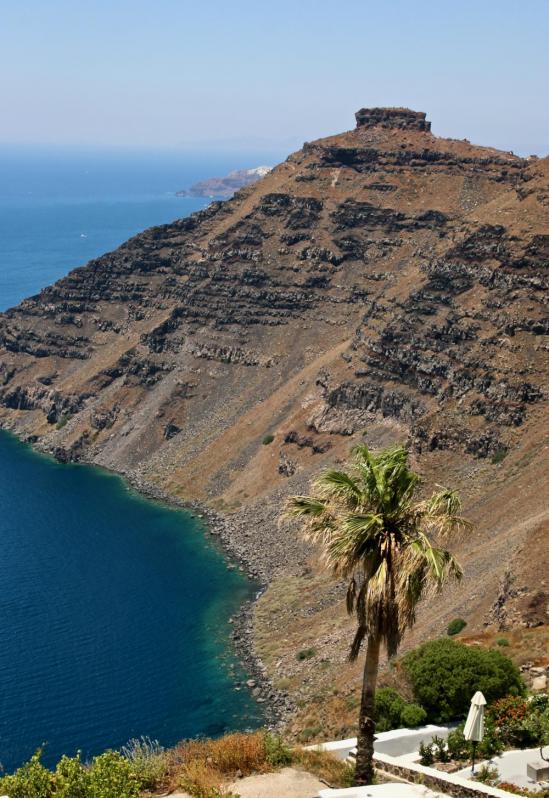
[176,165,272,199]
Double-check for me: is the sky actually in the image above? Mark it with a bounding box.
[1,0,548,156]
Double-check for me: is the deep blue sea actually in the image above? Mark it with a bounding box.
[0,147,279,310]
[0,147,282,771]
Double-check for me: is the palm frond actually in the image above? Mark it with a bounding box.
[346,576,357,614]
[429,486,462,515]
[316,470,362,502]
[342,513,383,536]
[349,623,367,661]
[356,579,368,623]
[409,532,463,587]
[285,495,327,517]
[325,516,383,575]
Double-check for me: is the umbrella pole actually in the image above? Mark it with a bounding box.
[472,741,477,774]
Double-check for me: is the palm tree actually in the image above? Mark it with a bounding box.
[286,444,469,785]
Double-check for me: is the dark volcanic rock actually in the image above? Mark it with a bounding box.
[355,107,431,131]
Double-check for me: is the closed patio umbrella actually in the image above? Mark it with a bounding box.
[464,690,487,773]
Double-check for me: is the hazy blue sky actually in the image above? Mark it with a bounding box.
[1,0,548,155]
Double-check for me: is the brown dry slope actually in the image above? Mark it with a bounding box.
[1,108,547,730]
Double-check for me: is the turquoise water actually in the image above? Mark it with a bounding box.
[0,147,286,770]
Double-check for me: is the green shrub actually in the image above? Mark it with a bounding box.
[296,647,316,660]
[56,414,71,430]
[418,741,434,766]
[54,754,89,797]
[491,448,508,465]
[400,703,427,728]
[0,748,147,798]
[447,618,467,636]
[87,751,141,798]
[0,750,55,798]
[475,764,499,785]
[519,694,549,747]
[478,719,505,758]
[422,721,504,766]
[402,638,524,722]
[487,695,530,747]
[262,434,274,445]
[374,687,406,731]
[496,638,510,647]
[432,735,449,763]
[264,733,293,767]
[446,726,470,760]
[374,688,428,731]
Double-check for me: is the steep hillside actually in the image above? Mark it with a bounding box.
[1,108,547,727]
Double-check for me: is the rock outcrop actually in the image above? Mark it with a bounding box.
[355,107,431,131]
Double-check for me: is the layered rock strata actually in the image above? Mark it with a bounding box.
[0,109,547,637]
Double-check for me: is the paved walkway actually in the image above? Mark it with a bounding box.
[228,766,326,797]
[159,774,451,798]
[319,785,449,797]
[456,748,548,791]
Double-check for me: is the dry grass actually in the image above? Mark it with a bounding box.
[293,748,354,787]
[150,731,353,797]
[165,732,276,797]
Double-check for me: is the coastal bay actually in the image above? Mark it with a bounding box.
[0,430,264,770]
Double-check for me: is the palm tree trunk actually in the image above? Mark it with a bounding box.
[354,634,381,785]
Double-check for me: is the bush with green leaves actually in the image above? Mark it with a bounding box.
[296,647,316,660]
[86,751,141,798]
[400,703,427,728]
[450,722,503,762]
[479,719,505,758]
[374,688,406,731]
[418,740,434,766]
[262,434,274,445]
[522,693,549,746]
[487,695,531,747]
[0,750,54,798]
[402,638,524,722]
[0,749,142,798]
[374,688,427,731]
[55,754,89,797]
[446,726,470,760]
[475,764,499,786]
[447,618,467,636]
[491,448,508,465]
[264,732,293,767]
[431,735,450,763]
[484,694,549,750]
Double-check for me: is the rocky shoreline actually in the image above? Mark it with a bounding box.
[125,470,295,728]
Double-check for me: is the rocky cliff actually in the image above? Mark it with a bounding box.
[1,109,547,716]
[176,165,273,199]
